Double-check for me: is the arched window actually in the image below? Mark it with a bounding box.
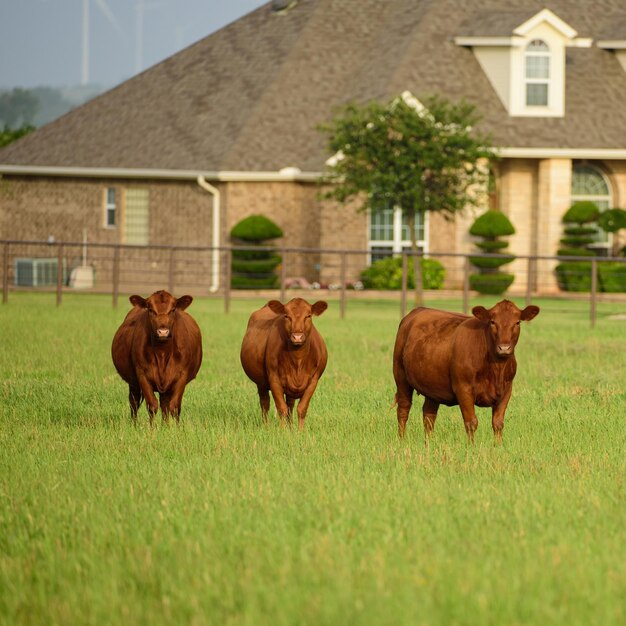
[525,39,550,106]
[571,163,612,247]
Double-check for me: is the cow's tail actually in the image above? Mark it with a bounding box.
[390,393,398,411]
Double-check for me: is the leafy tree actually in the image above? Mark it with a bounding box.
[320,91,495,305]
[0,124,35,148]
[0,88,39,128]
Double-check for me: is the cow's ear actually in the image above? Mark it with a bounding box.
[267,300,285,315]
[472,306,490,322]
[521,305,540,321]
[177,295,193,311]
[311,301,328,316]
[130,295,146,308]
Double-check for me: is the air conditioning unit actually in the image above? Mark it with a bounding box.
[14,258,66,287]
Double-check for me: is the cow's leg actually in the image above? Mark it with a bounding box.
[138,376,159,426]
[456,389,478,442]
[394,379,413,438]
[295,377,321,430]
[491,386,512,443]
[286,396,296,424]
[269,378,289,426]
[128,384,143,422]
[167,377,189,424]
[257,386,271,423]
[422,397,439,437]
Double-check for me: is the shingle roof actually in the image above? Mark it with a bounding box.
[1,0,625,172]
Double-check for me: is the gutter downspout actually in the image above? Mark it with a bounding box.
[196,176,220,293]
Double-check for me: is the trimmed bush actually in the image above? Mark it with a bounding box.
[556,247,595,258]
[468,210,516,295]
[230,214,283,289]
[469,273,515,295]
[360,256,445,290]
[475,240,509,252]
[555,262,592,292]
[557,202,601,290]
[469,254,515,269]
[598,262,626,292]
[231,215,283,242]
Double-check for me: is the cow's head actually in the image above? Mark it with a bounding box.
[130,290,193,342]
[472,300,539,357]
[267,298,328,347]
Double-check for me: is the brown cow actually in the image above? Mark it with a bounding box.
[393,299,539,442]
[111,290,202,424]
[240,298,328,429]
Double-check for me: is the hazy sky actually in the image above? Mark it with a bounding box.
[0,0,267,90]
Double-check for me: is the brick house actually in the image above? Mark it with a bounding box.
[1,0,625,292]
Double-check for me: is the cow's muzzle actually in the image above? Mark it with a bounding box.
[290,332,305,345]
[156,327,171,340]
[496,344,513,356]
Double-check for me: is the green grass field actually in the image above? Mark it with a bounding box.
[1,292,624,626]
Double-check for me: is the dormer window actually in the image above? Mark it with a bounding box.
[454,9,592,118]
[525,40,550,106]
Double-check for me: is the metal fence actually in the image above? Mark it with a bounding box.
[2,239,625,326]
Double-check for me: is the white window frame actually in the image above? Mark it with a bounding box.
[524,39,550,106]
[104,187,117,229]
[367,206,429,264]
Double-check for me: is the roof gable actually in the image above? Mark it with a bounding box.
[1,0,626,174]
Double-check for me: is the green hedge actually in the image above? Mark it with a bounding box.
[469,273,514,295]
[555,262,592,292]
[598,263,626,292]
[556,262,626,292]
[360,256,445,290]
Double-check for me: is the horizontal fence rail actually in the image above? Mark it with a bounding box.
[1,239,626,326]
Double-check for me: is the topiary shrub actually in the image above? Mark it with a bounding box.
[557,201,600,258]
[556,201,601,291]
[468,210,516,295]
[469,273,515,295]
[230,215,283,289]
[360,256,445,290]
[555,262,593,292]
[598,262,626,292]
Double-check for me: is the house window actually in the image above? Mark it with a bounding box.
[123,188,149,245]
[368,206,427,263]
[525,40,550,106]
[105,188,117,228]
[571,164,612,247]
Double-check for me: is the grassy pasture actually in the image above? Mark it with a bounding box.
[0,292,624,626]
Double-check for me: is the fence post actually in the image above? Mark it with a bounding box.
[400,252,408,318]
[590,258,597,328]
[526,257,534,307]
[340,251,347,320]
[2,243,8,304]
[168,247,175,294]
[280,248,287,303]
[463,256,470,315]
[56,244,64,306]
[112,245,120,308]
[224,247,232,314]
